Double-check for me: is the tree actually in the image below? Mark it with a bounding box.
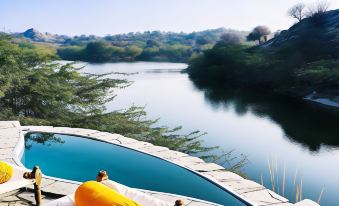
[288,3,306,21]
[246,26,271,44]
[307,0,330,17]
[83,41,113,62]
[196,36,210,45]
[0,36,216,158]
[125,45,142,60]
[219,33,243,45]
[146,39,160,48]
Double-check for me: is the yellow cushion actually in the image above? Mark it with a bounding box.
[0,161,13,184]
[75,181,141,206]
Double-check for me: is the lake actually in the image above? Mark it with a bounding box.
[80,61,339,205]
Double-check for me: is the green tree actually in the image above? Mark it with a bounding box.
[0,36,215,158]
[83,41,113,62]
[124,45,142,60]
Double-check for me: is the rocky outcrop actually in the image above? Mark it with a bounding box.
[261,9,339,50]
[22,28,53,42]
[19,28,70,43]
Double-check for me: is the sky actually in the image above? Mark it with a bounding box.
[1,0,338,36]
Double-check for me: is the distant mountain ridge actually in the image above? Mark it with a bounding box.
[6,27,249,63]
[15,28,70,43]
[11,27,248,46]
[22,28,56,41]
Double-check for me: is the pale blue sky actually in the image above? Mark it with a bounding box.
[1,0,338,36]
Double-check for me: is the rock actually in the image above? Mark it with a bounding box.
[261,9,339,52]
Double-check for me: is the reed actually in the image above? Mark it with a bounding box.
[267,158,275,192]
[276,157,280,194]
[317,187,325,204]
[299,179,303,201]
[282,161,286,196]
[296,185,300,202]
[293,168,298,186]
[264,157,319,204]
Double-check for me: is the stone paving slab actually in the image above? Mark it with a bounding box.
[139,145,170,153]
[87,131,113,138]
[219,179,265,194]
[171,159,202,167]
[0,153,13,160]
[0,141,17,149]
[0,148,13,155]
[186,163,225,172]
[54,128,99,136]
[25,178,57,191]
[0,127,20,138]
[17,191,52,205]
[41,181,79,195]
[21,126,54,131]
[241,189,289,206]
[0,121,20,129]
[116,137,139,144]
[90,134,118,142]
[106,139,123,145]
[201,171,243,182]
[154,150,189,159]
[0,188,58,206]
[123,141,153,150]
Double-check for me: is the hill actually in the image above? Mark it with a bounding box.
[8,28,248,62]
[187,9,339,107]
[262,9,338,52]
[13,28,70,43]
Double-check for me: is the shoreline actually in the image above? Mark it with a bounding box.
[304,93,339,109]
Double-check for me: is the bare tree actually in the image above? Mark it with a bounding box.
[307,0,330,17]
[288,3,306,21]
[246,26,271,44]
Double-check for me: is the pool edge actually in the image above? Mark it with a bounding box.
[4,121,319,206]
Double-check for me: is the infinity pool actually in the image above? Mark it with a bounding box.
[22,133,247,206]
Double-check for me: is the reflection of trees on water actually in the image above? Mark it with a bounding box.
[25,133,65,149]
[192,80,339,152]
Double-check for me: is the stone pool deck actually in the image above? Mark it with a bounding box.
[0,121,319,206]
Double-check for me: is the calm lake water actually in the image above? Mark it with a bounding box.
[80,62,339,205]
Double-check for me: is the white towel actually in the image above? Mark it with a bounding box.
[102,180,173,206]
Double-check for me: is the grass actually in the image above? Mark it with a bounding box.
[317,187,325,204]
[264,157,324,204]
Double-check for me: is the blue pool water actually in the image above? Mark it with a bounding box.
[23,133,247,206]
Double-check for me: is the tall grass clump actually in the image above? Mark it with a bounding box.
[263,157,324,204]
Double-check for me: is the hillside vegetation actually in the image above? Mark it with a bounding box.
[9,28,247,63]
[188,9,339,100]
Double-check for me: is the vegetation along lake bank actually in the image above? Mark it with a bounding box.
[187,9,339,108]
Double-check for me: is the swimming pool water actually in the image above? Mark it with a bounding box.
[23,133,247,206]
